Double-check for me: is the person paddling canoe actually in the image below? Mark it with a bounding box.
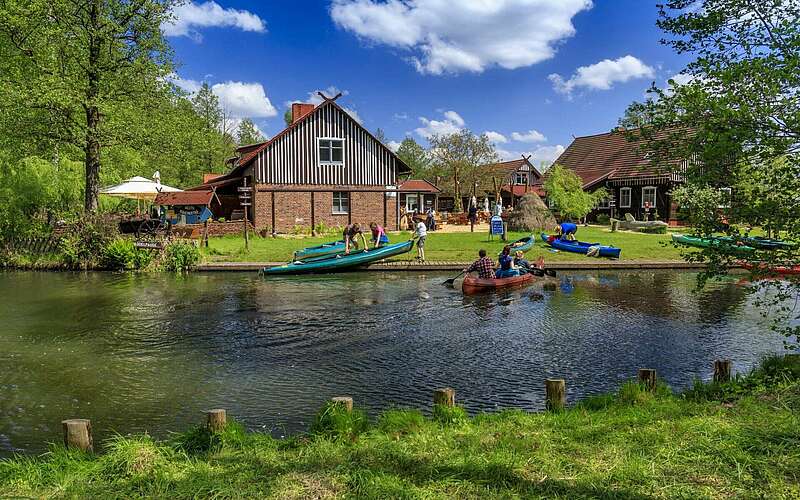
[463,249,495,279]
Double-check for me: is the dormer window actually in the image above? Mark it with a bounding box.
[515,172,528,185]
[319,138,344,164]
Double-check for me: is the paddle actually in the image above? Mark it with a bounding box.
[442,270,466,286]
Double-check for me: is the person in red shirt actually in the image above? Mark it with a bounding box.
[464,249,495,279]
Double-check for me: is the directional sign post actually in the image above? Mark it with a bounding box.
[238,179,253,250]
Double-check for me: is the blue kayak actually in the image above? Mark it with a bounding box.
[540,233,621,259]
[265,240,414,275]
[293,240,346,260]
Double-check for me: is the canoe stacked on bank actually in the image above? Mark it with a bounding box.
[540,233,621,259]
[264,240,414,275]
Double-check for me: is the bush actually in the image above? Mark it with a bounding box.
[59,217,119,269]
[102,239,137,270]
[162,241,200,272]
[596,214,611,225]
[310,402,369,441]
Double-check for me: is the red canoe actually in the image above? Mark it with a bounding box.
[462,272,535,294]
[740,261,800,275]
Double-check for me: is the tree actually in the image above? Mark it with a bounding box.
[284,109,293,127]
[396,137,431,177]
[192,83,224,171]
[428,130,499,212]
[237,118,265,146]
[621,0,800,342]
[0,0,176,212]
[374,128,387,144]
[543,164,607,221]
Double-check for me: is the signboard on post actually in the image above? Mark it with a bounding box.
[490,215,504,237]
[238,179,253,250]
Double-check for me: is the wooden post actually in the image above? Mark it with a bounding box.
[330,396,353,412]
[62,419,93,452]
[203,219,209,248]
[433,388,455,407]
[310,192,316,236]
[545,379,566,411]
[502,222,508,241]
[638,368,657,391]
[713,360,732,383]
[206,409,227,432]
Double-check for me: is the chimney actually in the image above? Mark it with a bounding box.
[291,103,315,124]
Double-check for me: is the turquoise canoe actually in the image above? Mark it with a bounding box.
[265,240,414,275]
[293,240,346,260]
[510,234,534,252]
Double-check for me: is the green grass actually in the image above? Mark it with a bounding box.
[201,226,688,263]
[3,356,799,498]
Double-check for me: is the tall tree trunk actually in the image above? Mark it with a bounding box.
[453,166,462,212]
[84,0,101,213]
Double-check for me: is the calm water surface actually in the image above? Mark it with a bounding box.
[0,270,786,455]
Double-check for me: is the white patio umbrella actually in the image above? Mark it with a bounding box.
[100,173,181,214]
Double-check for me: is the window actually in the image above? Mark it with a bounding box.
[332,192,349,214]
[718,187,732,208]
[319,139,344,164]
[405,194,419,212]
[597,197,610,209]
[619,187,631,208]
[642,186,657,208]
[515,172,528,185]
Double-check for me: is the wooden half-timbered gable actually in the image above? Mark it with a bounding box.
[193,94,411,234]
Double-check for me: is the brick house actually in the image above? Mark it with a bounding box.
[550,128,686,225]
[191,94,411,234]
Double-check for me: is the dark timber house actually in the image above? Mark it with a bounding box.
[191,94,411,234]
[551,128,686,225]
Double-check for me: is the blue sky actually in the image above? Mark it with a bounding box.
[167,0,689,167]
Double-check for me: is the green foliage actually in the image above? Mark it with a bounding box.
[376,409,425,435]
[310,402,368,441]
[101,239,138,270]
[162,241,200,272]
[620,0,800,344]
[395,137,431,178]
[685,355,800,403]
[432,404,468,425]
[596,214,611,225]
[544,164,607,220]
[283,109,293,127]
[59,218,119,270]
[236,118,265,146]
[428,130,500,212]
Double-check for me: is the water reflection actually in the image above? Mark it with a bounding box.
[0,269,787,455]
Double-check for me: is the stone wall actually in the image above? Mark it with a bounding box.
[253,184,398,233]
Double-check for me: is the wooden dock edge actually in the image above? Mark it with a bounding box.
[197,261,719,272]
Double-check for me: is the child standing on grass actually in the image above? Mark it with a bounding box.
[412,220,427,262]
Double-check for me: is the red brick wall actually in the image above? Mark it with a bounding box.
[253,184,398,233]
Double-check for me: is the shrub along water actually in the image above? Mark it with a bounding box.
[1,355,798,498]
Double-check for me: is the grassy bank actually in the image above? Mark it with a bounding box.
[202,226,687,263]
[2,357,799,498]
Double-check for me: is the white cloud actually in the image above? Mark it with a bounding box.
[497,144,565,168]
[484,131,508,144]
[211,81,277,118]
[511,129,546,143]
[164,1,266,40]
[549,55,654,97]
[387,140,402,152]
[414,110,465,138]
[331,0,592,75]
[393,112,409,120]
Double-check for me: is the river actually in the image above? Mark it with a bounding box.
[0,270,786,455]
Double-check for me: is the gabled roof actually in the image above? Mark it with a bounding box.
[155,190,215,206]
[552,128,677,187]
[483,157,543,179]
[220,98,411,180]
[399,179,441,193]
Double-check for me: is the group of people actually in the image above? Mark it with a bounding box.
[342,222,390,254]
[464,245,534,279]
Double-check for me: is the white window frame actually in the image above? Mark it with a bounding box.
[318,137,345,165]
[718,187,732,208]
[619,187,632,208]
[597,197,610,209]
[405,194,419,212]
[332,191,349,214]
[515,172,528,185]
[641,186,657,208]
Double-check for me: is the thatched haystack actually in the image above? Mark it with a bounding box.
[507,193,558,232]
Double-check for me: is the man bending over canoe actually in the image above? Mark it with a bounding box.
[343,223,368,254]
[463,249,495,279]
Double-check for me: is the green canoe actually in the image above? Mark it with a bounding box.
[292,240,346,260]
[264,240,414,275]
[671,234,755,254]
